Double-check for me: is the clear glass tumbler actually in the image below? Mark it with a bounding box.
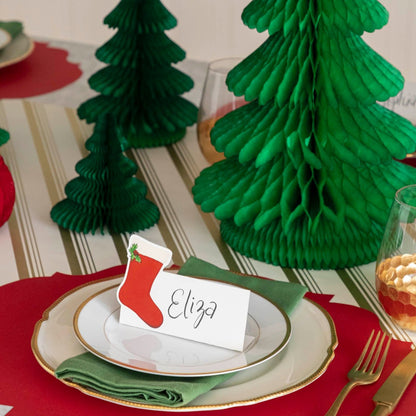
[197,58,246,164]
[376,184,416,331]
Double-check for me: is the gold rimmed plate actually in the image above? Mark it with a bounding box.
[73,283,291,377]
[32,275,337,411]
[0,32,34,68]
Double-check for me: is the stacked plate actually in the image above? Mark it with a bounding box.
[32,275,337,411]
[0,29,34,68]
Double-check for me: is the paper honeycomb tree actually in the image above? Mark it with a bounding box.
[193,0,416,269]
[78,0,198,148]
[50,113,159,234]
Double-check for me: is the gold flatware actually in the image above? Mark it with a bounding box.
[325,330,391,416]
[370,347,416,415]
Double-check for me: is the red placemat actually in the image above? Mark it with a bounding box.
[0,41,82,98]
[0,266,414,416]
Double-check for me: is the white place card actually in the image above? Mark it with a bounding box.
[117,236,251,351]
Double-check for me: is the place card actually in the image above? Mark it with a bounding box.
[117,235,251,351]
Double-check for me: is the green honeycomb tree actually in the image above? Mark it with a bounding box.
[78,0,197,148]
[50,113,159,234]
[193,0,416,269]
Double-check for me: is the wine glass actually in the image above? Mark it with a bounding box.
[197,58,246,164]
[376,184,416,330]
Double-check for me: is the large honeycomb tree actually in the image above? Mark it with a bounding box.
[193,0,416,269]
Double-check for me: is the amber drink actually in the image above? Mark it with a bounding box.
[376,254,416,330]
[376,185,416,331]
[197,58,245,164]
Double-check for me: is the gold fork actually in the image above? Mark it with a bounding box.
[324,330,392,416]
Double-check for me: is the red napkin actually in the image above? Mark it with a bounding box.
[0,41,82,98]
[0,265,414,416]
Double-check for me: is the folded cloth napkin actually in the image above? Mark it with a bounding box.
[180,257,307,315]
[56,352,231,407]
[55,258,307,407]
[0,21,23,39]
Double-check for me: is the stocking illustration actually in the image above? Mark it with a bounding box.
[118,243,165,328]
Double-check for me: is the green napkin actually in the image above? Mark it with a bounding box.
[0,21,23,39]
[55,258,307,407]
[180,256,308,315]
[56,353,231,407]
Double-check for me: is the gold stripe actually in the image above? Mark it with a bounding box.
[138,146,198,260]
[23,101,89,275]
[198,210,242,271]
[0,101,9,130]
[61,230,84,275]
[281,267,302,285]
[63,108,100,274]
[6,102,45,276]
[336,269,373,310]
[64,107,90,157]
[0,102,31,278]
[7,210,30,279]
[24,102,60,203]
[127,148,186,266]
[167,144,195,192]
[75,233,96,274]
[166,144,242,272]
[155,214,183,266]
[126,148,149,186]
[111,234,128,265]
[51,104,97,274]
[6,177,34,278]
[295,268,322,293]
[233,254,259,276]
[141,150,195,260]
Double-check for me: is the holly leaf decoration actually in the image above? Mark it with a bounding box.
[128,243,142,263]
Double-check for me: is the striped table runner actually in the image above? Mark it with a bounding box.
[0,98,413,345]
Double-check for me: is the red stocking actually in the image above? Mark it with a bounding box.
[118,251,164,328]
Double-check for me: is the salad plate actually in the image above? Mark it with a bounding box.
[74,284,291,377]
[32,276,337,411]
[0,32,34,68]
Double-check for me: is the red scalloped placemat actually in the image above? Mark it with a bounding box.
[0,265,414,415]
[0,41,82,98]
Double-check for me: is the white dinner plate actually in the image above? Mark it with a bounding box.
[74,284,291,377]
[0,32,34,68]
[0,28,11,50]
[32,276,337,412]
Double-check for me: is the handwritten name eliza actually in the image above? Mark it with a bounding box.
[118,235,250,350]
[168,288,218,329]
